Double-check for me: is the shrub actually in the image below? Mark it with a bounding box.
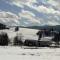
[52,32,60,45]
[13,35,23,46]
[15,26,19,32]
[0,32,9,46]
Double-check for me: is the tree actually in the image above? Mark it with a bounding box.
[15,26,19,32]
[0,32,9,46]
[13,35,23,46]
[36,30,42,41]
[52,32,60,46]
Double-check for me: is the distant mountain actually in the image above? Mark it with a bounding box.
[1,23,60,31]
[24,25,60,31]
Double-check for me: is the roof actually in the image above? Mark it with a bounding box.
[40,36,53,41]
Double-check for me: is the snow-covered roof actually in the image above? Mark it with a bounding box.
[40,36,53,41]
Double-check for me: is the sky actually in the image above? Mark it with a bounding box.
[0,0,60,26]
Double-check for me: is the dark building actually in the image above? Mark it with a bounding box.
[24,38,52,47]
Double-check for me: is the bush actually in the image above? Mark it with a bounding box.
[52,33,60,45]
[0,32,9,46]
[13,35,23,46]
[15,26,19,32]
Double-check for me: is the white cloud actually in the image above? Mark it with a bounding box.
[37,5,54,14]
[28,4,60,15]
[47,0,60,10]
[21,10,35,17]
[48,20,60,26]
[0,11,18,19]
[10,0,60,15]
[1,0,60,26]
[12,0,37,3]
[24,22,29,25]
[12,2,24,8]
[47,0,58,6]
[11,0,37,8]
[0,11,19,26]
[19,10,41,24]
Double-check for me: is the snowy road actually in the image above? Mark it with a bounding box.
[0,46,60,60]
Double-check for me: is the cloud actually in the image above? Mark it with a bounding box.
[11,0,37,8]
[0,0,60,26]
[47,0,58,6]
[26,2,60,15]
[46,0,60,10]
[12,0,37,3]
[19,10,41,24]
[21,10,36,17]
[0,11,19,26]
[48,20,60,26]
[0,11,18,18]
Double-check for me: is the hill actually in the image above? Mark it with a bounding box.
[24,25,60,31]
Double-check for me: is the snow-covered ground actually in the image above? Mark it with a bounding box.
[0,46,60,60]
[0,27,53,41]
[0,28,39,43]
[0,28,60,60]
[0,28,38,39]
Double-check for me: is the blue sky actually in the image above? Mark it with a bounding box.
[0,0,60,26]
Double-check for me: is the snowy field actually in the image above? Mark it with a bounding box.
[0,28,38,39]
[0,46,60,60]
[0,28,60,60]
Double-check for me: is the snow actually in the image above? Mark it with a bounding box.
[0,46,60,60]
[0,28,60,60]
[0,28,53,41]
[0,28,39,40]
[40,36,53,41]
